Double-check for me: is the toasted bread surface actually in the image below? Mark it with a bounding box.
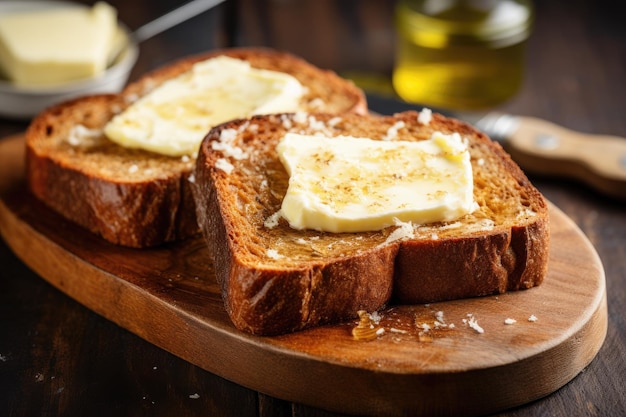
[192,111,550,335]
[25,48,367,247]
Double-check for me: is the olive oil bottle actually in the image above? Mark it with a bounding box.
[393,0,533,110]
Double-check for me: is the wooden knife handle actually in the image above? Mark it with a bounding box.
[503,116,626,200]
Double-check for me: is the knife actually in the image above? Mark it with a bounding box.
[366,94,626,201]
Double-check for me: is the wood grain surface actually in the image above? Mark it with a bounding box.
[1,1,625,417]
[0,132,607,417]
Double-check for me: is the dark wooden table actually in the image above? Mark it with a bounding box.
[1,1,624,416]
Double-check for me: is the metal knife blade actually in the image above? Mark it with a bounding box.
[366,94,626,200]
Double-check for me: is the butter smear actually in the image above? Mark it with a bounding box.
[277,132,475,233]
[104,56,304,156]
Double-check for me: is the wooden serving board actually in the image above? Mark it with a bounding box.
[0,134,607,417]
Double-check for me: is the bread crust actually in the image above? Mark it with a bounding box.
[25,94,198,247]
[194,166,397,334]
[192,111,550,335]
[24,48,367,247]
[393,218,550,303]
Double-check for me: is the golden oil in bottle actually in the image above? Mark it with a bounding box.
[393,0,533,110]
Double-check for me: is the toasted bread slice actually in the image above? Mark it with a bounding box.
[25,48,367,248]
[192,111,550,335]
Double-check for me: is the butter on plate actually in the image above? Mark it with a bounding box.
[0,2,118,86]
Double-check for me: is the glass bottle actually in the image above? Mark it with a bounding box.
[393,0,534,110]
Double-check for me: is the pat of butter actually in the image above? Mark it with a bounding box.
[0,2,117,86]
[277,132,475,233]
[104,56,305,157]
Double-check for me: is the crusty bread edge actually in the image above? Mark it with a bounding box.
[392,112,550,303]
[193,150,397,334]
[25,94,199,248]
[393,215,550,303]
[192,111,551,335]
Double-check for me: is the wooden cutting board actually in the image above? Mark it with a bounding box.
[0,134,607,417]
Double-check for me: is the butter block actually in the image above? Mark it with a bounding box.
[104,56,305,157]
[0,2,117,86]
[277,132,475,233]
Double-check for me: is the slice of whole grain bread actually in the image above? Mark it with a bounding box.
[25,47,367,248]
[191,110,550,336]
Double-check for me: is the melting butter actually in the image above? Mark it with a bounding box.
[276,132,475,233]
[104,56,304,156]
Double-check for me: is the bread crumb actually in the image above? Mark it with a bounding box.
[418,108,432,125]
[528,314,538,322]
[181,155,190,163]
[187,172,196,183]
[215,158,234,174]
[389,328,407,334]
[369,311,383,324]
[281,115,293,129]
[293,112,308,125]
[433,310,453,329]
[189,393,200,399]
[517,208,537,219]
[67,124,103,147]
[382,121,405,141]
[328,116,342,127]
[237,121,251,133]
[264,211,281,228]
[308,97,325,109]
[307,115,328,132]
[128,164,139,174]
[212,128,247,160]
[504,318,517,325]
[380,218,415,246]
[477,158,485,166]
[463,314,484,334]
[266,249,282,259]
